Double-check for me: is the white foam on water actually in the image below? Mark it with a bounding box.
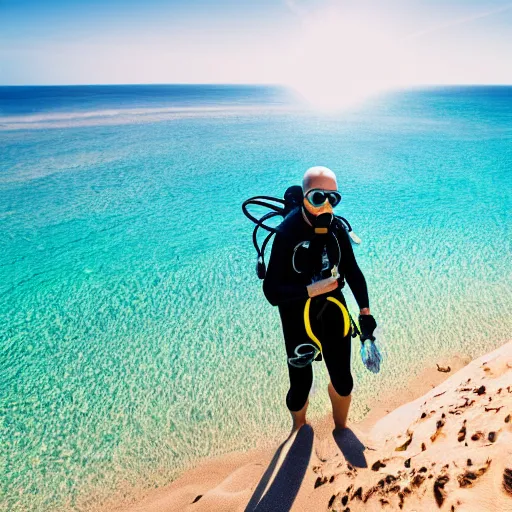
[0,105,299,131]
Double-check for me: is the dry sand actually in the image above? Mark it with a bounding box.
[109,342,512,512]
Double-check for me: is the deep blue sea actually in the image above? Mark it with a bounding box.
[1,84,511,511]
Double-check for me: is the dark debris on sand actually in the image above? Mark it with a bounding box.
[457,420,467,442]
[315,476,328,488]
[457,459,491,488]
[503,468,512,495]
[430,419,445,443]
[395,431,413,452]
[371,460,386,471]
[475,385,486,395]
[433,475,450,507]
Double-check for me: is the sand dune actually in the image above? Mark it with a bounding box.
[112,342,512,512]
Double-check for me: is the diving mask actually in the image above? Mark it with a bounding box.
[305,189,341,208]
[303,189,341,234]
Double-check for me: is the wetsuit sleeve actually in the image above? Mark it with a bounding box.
[263,233,309,306]
[337,228,370,310]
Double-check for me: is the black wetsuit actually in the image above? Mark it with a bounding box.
[263,207,369,411]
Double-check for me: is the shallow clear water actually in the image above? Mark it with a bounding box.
[1,85,511,511]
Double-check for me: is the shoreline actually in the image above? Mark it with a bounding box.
[96,348,502,512]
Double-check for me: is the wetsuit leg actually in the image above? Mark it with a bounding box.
[319,297,353,397]
[279,305,314,412]
[285,359,313,412]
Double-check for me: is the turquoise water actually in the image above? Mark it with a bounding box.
[1,85,511,511]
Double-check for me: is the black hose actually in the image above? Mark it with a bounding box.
[260,230,274,256]
[242,196,285,216]
[252,211,281,253]
[336,216,352,232]
[242,197,286,231]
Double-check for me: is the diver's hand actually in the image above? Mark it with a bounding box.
[358,314,377,341]
[307,277,338,298]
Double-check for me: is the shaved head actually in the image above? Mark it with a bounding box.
[302,166,338,194]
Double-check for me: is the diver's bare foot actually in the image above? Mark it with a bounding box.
[290,399,309,434]
[328,382,351,430]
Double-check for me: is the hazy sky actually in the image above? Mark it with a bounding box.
[1,0,512,87]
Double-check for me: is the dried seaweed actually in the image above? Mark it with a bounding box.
[395,431,413,452]
[503,468,512,495]
[433,475,449,507]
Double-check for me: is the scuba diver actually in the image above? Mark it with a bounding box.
[247,166,378,432]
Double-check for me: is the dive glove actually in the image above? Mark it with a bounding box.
[358,314,377,341]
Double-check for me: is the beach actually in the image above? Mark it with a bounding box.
[106,342,512,512]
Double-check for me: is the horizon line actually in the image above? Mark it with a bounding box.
[1,82,512,88]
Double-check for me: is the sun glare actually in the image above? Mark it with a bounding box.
[286,11,403,110]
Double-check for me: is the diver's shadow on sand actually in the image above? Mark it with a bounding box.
[245,425,314,512]
[332,427,368,468]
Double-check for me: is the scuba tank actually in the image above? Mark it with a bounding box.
[241,185,361,280]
